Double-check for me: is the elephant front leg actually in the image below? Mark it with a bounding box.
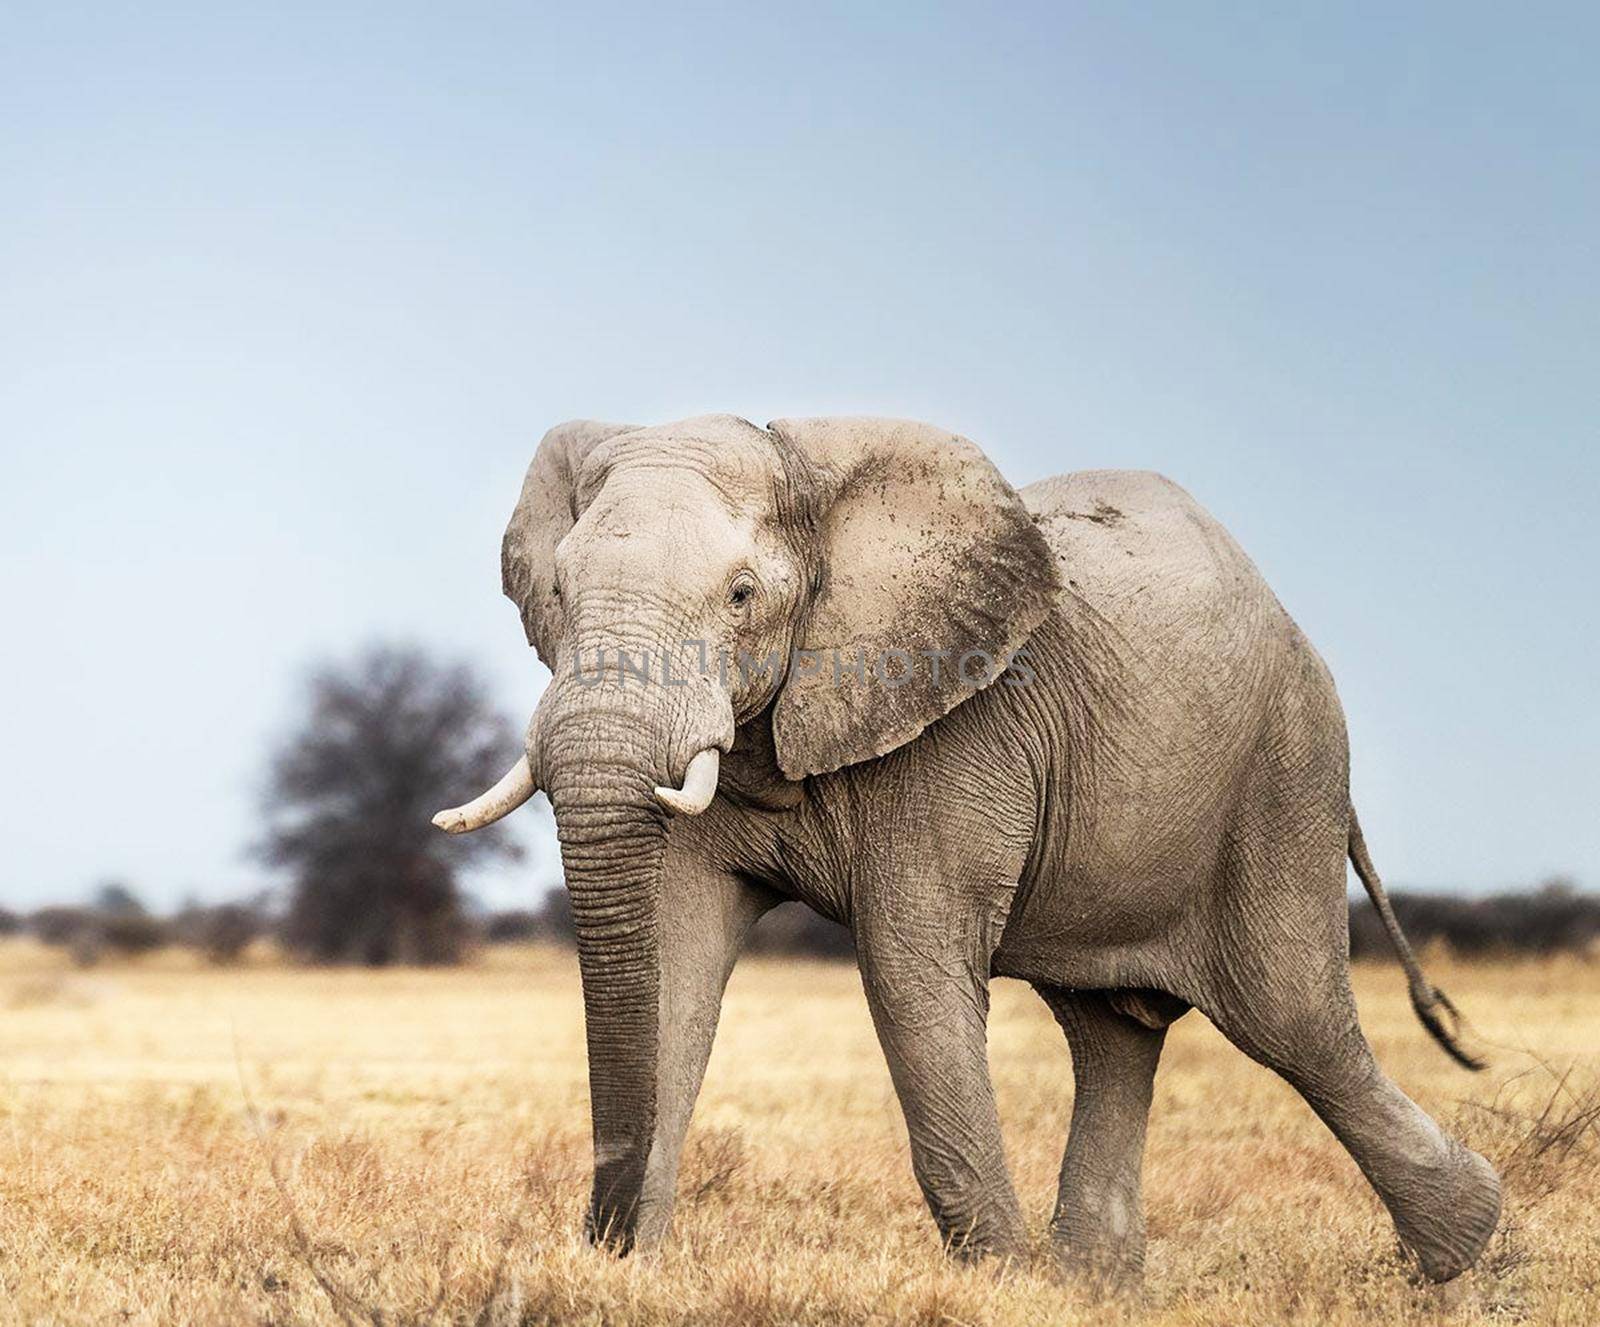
[1036,987,1177,1286]
[856,919,1026,1260]
[629,861,776,1249]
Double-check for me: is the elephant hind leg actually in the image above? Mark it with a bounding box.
[1198,887,1501,1281]
[1036,986,1182,1285]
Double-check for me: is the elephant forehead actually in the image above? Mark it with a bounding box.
[565,470,764,569]
[589,415,785,501]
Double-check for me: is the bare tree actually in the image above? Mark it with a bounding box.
[258,645,522,965]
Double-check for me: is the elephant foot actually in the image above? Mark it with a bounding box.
[1051,1210,1146,1293]
[932,1205,1030,1267]
[1055,1244,1144,1295]
[1387,1142,1502,1282]
[943,1229,1029,1267]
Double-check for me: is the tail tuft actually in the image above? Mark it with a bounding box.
[1350,811,1486,1072]
[1409,983,1487,1071]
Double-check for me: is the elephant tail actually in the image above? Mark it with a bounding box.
[1349,812,1486,1070]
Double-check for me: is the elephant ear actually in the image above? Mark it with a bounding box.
[501,419,639,668]
[767,417,1059,779]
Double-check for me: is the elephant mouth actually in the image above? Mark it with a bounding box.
[432,743,721,831]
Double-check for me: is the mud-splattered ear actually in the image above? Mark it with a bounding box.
[767,417,1059,779]
[501,420,639,668]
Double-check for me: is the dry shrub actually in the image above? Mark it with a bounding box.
[1465,1059,1600,1206]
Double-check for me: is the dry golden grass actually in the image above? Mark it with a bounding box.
[1,938,1596,1325]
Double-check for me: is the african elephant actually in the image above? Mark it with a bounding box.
[434,414,1501,1283]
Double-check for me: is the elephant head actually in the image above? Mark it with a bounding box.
[434,414,1057,1246]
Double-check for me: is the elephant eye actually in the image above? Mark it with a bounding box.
[728,574,757,608]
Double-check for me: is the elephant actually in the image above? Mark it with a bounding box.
[433,413,1501,1283]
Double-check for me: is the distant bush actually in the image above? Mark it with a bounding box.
[96,913,170,957]
[481,891,574,946]
[12,879,1593,967]
[1351,878,1600,960]
[173,901,269,964]
[482,909,545,943]
[746,902,854,960]
[29,906,95,947]
[26,904,170,967]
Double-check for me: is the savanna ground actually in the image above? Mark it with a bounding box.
[1,939,1596,1326]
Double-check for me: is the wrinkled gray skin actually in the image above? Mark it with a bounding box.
[478,414,1500,1283]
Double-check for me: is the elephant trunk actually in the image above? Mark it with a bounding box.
[534,661,733,1249]
[555,791,665,1245]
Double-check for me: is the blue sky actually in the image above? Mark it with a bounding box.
[2,3,1596,910]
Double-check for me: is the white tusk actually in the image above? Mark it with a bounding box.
[654,748,720,816]
[432,755,537,833]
